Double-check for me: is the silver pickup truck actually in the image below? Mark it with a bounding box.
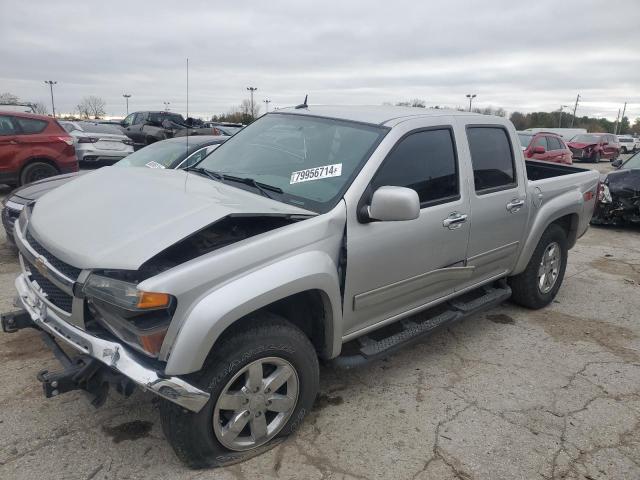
[2,106,599,468]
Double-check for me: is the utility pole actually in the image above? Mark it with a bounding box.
[44,80,57,117]
[617,102,627,135]
[466,93,476,112]
[263,99,271,113]
[570,94,580,128]
[123,94,131,115]
[247,87,257,118]
[613,108,621,135]
[163,101,170,111]
[558,105,568,128]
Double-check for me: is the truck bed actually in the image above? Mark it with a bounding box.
[525,160,589,181]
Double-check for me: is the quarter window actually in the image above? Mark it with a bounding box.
[14,117,48,134]
[467,126,516,192]
[532,136,548,150]
[372,129,459,205]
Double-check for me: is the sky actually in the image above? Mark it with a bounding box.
[1,0,638,121]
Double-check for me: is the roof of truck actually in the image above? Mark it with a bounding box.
[276,105,483,126]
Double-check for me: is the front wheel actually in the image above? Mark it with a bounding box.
[509,224,568,309]
[160,313,319,468]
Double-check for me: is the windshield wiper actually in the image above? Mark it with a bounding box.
[221,174,283,199]
[184,166,223,182]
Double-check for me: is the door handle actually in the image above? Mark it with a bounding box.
[506,198,525,213]
[442,212,468,230]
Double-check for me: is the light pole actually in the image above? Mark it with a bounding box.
[44,80,57,117]
[558,105,568,128]
[247,87,257,118]
[570,94,580,128]
[466,94,476,112]
[163,101,170,111]
[263,99,271,113]
[123,94,131,115]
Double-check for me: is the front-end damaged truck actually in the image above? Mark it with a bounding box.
[2,106,599,467]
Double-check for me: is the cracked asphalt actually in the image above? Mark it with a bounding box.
[1,161,639,480]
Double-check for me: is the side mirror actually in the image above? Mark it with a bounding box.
[533,146,546,154]
[611,159,623,168]
[367,186,420,222]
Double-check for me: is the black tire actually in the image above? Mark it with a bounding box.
[19,161,58,185]
[621,147,628,154]
[160,313,319,469]
[508,224,568,310]
[592,152,601,163]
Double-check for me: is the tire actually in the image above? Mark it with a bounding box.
[160,312,319,469]
[508,224,568,310]
[19,161,59,185]
[621,147,628,154]
[592,152,601,163]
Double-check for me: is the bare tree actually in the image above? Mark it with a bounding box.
[76,96,106,119]
[0,92,19,104]
[31,102,49,115]
[396,99,426,108]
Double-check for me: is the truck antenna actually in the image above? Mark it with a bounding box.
[184,57,190,191]
[295,94,308,109]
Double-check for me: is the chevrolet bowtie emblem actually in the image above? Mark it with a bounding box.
[34,257,48,276]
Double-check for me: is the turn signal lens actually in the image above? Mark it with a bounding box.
[139,329,169,356]
[137,291,171,309]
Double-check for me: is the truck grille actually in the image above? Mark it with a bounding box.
[26,259,74,312]
[26,230,82,280]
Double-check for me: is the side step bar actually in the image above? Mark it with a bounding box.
[330,284,511,369]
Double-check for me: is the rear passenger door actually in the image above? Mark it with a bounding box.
[460,124,529,288]
[0,115,20,178]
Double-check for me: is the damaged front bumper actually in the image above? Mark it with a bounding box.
[10,273,210,412]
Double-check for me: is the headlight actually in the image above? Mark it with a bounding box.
[84,274,170,310]
[597,183,613,204]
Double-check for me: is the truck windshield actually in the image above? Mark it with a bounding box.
[195,113,387,213]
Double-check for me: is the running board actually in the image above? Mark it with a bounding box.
[330,284,511,369]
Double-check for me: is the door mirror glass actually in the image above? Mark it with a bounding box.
[368,186,420,222]
[532,146,546,154]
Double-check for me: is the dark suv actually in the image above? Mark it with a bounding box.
[0,111,77,186]
[121,111,187,149]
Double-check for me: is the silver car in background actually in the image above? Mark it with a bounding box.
[59,121,133,164]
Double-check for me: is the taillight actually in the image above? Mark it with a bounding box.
[78,137,100,143]
[122,138,133,146]
[212,127,221,135]
[57,136,74,146]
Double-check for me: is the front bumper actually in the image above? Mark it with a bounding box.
[13,272,209,412]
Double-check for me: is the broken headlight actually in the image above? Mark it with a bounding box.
[597,183,613,204]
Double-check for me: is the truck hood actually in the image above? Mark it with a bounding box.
[28,167,315,270]
[12,173,81,203]
[605,168,640,198]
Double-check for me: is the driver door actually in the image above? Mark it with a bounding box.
[342,121,472,337]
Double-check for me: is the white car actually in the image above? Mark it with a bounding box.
[617,135,639,154]
[59,120,134,164]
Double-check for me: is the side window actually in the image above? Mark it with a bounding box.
[467,126,516,193]
[532,136,548,150]
[372,128,459,205]
[547,136,562,151]
[122,114,135,127]
[14,117,48,134]
[0,115,16,136]
[133,112,147,125]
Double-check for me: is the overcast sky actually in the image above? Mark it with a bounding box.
[1,0,638,120]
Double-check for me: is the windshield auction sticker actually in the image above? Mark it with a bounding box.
[145,161,166,169]
[290,163,342,184]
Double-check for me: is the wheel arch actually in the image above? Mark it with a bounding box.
[19,157,61,184]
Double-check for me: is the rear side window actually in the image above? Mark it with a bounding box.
[372,128,459,205]
[14,117,48,134]
[547,136,563,150]
[532,136,548,149]
[467,126,516,193]
[0,115,16,135]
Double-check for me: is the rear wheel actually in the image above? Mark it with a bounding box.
[509,224,568,309]
[621,146,628,154]
[19,161,58,185]
[160,313,319,468]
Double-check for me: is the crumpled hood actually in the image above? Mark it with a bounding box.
[28,167,314,270]
[606,168,640,198]
[568,142,598,149]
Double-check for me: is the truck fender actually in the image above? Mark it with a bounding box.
[512,189,582,275]
[164,250,343,375]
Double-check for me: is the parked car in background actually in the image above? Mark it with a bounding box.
[568,133,620,162]
[522,127,587,142]
[592,150,640,226]
[59,121,134,165]
[617,135,638,154]
[174,122,244,138]
[121,111,187,149]
[3,106,598,468]
[1,135,227,245]
[0,111,77,186]
[517,131,572,165]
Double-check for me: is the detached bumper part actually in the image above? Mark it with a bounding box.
[13,273,210,412]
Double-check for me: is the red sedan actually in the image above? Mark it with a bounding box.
[0,111,78,186]
[517,131,573,165]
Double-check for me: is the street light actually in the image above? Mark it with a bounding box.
[163,101,170,111]
[263,99,271,113]
[466,94,477,112]
[123,94,131,115]
[558,105,568,128]
[44,80,57,117]
[247,87,258,118]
